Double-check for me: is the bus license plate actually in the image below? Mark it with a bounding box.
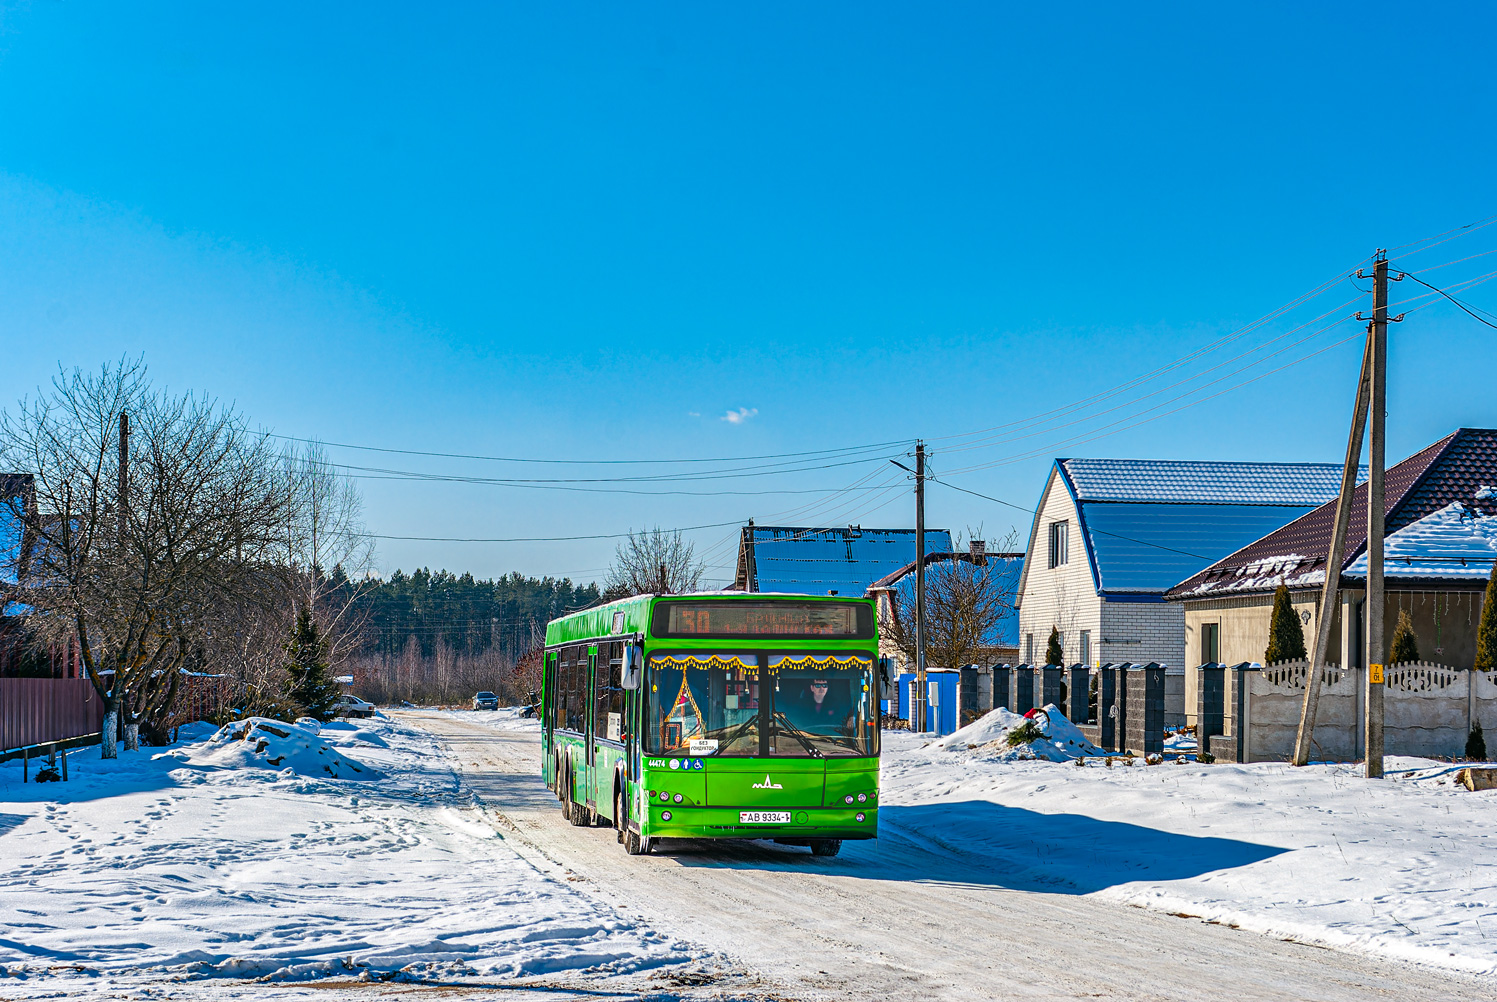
[740,811,791,824]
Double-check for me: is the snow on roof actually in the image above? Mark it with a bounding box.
[1343,502,1497,581]
[1060,458,1357,505]
[1169,429,1497,600]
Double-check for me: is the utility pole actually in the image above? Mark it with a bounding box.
[1366,254,1390,779]
[1292,336,1371,766]
[914,442,928,734]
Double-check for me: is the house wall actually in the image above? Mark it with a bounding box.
[1017,473,1102,666]
[1180,591,1335,728]
[1099,599,1184,670]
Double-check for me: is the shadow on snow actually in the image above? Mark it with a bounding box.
[657,800,1288,894]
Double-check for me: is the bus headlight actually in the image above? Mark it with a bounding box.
[659,790,670,801]
[661,810,672,821]
[673,793,683,804]
[857,793,867,803]
[844,795,854,804]
[855,812,866,822]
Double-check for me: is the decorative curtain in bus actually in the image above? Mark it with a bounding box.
[646,654,759,756]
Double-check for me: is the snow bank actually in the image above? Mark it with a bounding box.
[0,714,698,991]
[933,704,1108,761]
[161,716,380,779]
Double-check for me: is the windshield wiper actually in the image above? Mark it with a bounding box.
[772,711,822,757]
[704,715,758,747]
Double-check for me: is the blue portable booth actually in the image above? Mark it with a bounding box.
[894,669,959,735]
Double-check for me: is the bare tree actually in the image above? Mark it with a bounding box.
[281,441,374,669]
[603,527,704,600]
[880,533,1018,673]
[0,361,296,755]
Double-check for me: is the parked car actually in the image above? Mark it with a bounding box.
[335,694,376,718]
[472,691,499,711]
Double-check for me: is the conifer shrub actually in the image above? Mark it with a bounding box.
[1390,610,1420,664]
[1006,718,1046,747]
[1264,584,1307,663]
[284,607,342,722]
[1045,626,1064,666]
[1467,724,1488,762]
[1476,561,1497,670]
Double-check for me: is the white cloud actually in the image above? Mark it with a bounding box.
[721,407,758,424]
[687,411,701,418]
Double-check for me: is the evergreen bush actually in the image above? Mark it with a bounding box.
[1467,723,1487,761]
[1264,584,1307,664]
[1476,560,1497,670]
[1045,626,1063,666]
[1390,610,1420,664]
[284,607,341,722]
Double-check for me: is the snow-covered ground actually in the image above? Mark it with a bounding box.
[3,702,1493,997]
[885,708,1497,976]
[0,710,706,999]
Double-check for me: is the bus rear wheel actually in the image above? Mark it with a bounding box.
[810,839,842,858]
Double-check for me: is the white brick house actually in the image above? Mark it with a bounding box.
[1016,458,1355,671]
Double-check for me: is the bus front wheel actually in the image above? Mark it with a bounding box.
[810,839,842,858]
[625,827,653,855]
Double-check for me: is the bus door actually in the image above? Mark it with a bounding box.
[542,651,557,786]
[585,644,599,805]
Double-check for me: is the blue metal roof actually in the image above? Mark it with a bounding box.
[1061,458,1358,505]
[989,554,1022,644]
[746,526,953,596]
[1082,501,1321,594]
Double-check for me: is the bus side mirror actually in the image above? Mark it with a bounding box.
[621,644,642,690]
[878,657,897,700]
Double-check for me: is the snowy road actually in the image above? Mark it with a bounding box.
[407,710,1487,1002]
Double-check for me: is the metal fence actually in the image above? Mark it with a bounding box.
[0,677,105,752]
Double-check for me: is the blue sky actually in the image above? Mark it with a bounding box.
[2,2,1495,586]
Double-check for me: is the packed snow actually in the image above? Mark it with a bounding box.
[933,704,1110,761]
[0,710,702,997]
[888,724,1497,975]
[159,716,381,778]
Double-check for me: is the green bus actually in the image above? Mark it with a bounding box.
[542,592,880,857]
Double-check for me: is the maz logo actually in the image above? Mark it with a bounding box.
[752,775,783,790]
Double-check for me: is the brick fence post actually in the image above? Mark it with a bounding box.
[1126,663,1165,756]
[993,666,1010,712]
[1197,663,1225,757]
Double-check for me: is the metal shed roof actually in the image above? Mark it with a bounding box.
[733,525,953,596]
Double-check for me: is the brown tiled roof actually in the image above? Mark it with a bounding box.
[1165,429,1497,600]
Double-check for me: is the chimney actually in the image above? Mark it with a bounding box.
[970,539,986,565]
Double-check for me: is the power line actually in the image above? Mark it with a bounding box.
[1394,271,1497,330]
[267,431,910,466]
[363,519,743,542]
[930,478,1212,560]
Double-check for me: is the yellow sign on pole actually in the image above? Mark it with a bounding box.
[1369,663,1384,684]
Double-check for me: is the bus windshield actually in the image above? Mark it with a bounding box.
[645,652,876,758]
[767,653,877,758]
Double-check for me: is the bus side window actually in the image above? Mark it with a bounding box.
[592,642,625,742]
[569,645,585,732]
[544,652,558,730]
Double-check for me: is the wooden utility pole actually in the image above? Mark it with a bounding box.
[913,442,928,734]
[1366,254,1390,778]
[1292,336,1371,766]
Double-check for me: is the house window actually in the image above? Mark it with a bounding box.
[1048,521,1069,568]
[1079,630,1091,667]
[1025,633,1034,664]
[1201,623,1220,665]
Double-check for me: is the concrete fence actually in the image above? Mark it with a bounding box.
[1199,660,1497,763]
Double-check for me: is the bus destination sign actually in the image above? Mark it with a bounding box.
[654,601,872,639]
